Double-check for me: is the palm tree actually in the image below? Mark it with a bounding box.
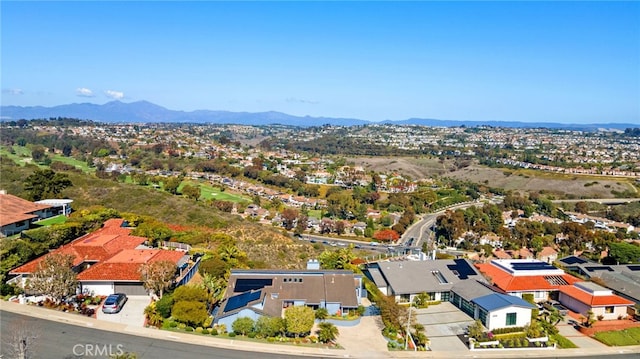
[315,308,329,321]
[201,273,227,303]
[317,322,339,343]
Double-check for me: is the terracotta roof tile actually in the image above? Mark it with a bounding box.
[559,285,634,306]
[0,193,51,227]
[77,249,185,281]
[10,219,145,274]
[475,263,581,292]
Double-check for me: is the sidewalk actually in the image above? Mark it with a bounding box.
[2,300,640,358]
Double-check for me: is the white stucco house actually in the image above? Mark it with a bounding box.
[471,293,536,331]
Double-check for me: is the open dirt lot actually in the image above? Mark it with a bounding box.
[346,156,635,198]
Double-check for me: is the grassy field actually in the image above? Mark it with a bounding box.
[593,327,640,346]
[0,146,42,167]
[49,154,95,173]
[179,181,250,203]
[0,145,94,173]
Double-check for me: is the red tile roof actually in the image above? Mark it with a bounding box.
[77,250,185,281]
[475,263,581,292]
[559,286,634,307]
[10,219,146,274]
[0,193,51,227]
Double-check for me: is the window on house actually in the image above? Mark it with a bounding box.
[506,312,517,326]
[605,306,614,314]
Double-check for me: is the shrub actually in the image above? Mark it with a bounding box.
[195,327,203,333]
[232,317,255,336]
[169,321,178,328]
[210,328,218,335]
[201,329,209,335]
[185,326,194,332]
[173,285,209,303]
[172,301,209,327]
[178,323,186,329]
[156,293,174,318]
[228,332,236,338]
[247,332,256,338]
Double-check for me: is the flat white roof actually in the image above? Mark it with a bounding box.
[35,199,73,206]
[491,258,564,277]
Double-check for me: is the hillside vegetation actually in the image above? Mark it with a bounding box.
[0,158,314,270]
[346,156,636,199]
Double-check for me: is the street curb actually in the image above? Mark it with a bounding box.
[2,300,640,358]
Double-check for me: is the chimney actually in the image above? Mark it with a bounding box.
[307,259,320,270]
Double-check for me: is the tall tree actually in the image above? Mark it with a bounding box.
[163,176,182,195]
[281,208,299,230]
[27,253,77,303]
[23,169,73,201]
[181,184,201,201]
[139,260,176,298]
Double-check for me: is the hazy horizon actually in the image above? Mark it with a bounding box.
[2,2,639,125]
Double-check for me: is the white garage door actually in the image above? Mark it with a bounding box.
[113,282,148,296]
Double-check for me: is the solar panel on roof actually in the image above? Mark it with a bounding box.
[561,256,587,265]
[585,266,613,272]
[511,262,555,271]
[224,290,262,312]
[234,278,273,292]
[449,259,477,280]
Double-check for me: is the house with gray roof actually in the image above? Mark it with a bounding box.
[364,258,536,330]
[364,258,484,303]
[214,266,363,332]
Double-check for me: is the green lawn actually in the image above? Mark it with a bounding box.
[34,215,68,226]
[0,146,94,173]
[593,327,640,346]
[0,146,40,166]
[179,181,250,203]
[550,333,577,348]
[49,154,95,173]
[307,209,322,219]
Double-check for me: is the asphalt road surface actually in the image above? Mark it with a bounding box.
[2,311,639,359]
[0,311,312,359]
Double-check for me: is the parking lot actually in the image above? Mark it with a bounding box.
[96,295,150,327]
[413,301,475,352]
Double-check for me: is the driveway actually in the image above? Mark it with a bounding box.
[334,315,390,358]
[96,295,150,327]
[413,301,475,352]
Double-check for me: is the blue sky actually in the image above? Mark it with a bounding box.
[2,1,639,124]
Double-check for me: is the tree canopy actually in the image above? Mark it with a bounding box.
[27,253,77,302]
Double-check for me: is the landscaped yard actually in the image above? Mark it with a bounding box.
[593,327,640,346]
[34,215,68,226]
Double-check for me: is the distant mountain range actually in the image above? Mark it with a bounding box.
[1,100,637,130]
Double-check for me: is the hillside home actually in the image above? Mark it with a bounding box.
[559,282,633,320]
[9,219,192,296]
[475,259,581,302]
[214,264,363,332]
[0,192,54,236]
[557,255,640,304]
